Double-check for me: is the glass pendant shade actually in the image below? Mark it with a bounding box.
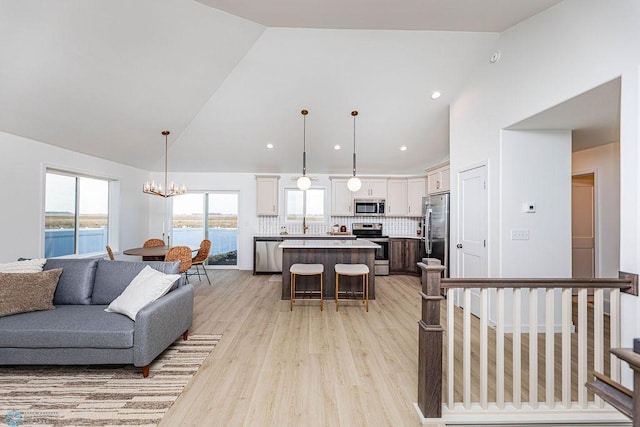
[297,175,312,191]
[347,176,362,192]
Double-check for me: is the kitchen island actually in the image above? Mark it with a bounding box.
[280,239,379,300]
[253,234,357,274]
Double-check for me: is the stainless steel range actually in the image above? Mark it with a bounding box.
[352,223,389,276]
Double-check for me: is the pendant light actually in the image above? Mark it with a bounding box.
[347,110,362,192]
[143,131,187,198]
[296,109,312,191]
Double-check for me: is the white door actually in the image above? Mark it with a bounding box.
[457,165,488,314]
[572,173,595,278]
[457,165,488,278]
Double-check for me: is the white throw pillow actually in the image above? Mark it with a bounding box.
[0,258,47,273]
[105,265,180,321]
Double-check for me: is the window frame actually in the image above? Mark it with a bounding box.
[43,167,117,258]
[169,190,240,268]
[284,186,327,224]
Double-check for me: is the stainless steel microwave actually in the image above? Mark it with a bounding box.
[354,199,385,216]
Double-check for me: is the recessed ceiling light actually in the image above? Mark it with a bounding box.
[266,143,274,149]
[334,145,341,150]
[400,146,407,151]
[431,91,441,100]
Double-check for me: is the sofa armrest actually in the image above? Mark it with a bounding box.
[132,283,194,367]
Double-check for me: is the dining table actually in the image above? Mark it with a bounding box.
[123,245,198,261]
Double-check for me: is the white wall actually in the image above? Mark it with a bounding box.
[449,0,640,382]
[500,130,572,278]
[0,131,150,262]
[489,130,571,332]
[572,142,621,278]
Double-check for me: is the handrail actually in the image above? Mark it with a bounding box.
[415,260,639,421]
[441,277,634,293]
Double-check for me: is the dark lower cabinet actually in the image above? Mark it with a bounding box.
[389,238,421,275]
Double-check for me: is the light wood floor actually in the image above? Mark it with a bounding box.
[160,270,441,427]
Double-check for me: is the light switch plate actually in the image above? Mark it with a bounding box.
[511,229,529,240]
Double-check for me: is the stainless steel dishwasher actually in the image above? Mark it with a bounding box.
[253,237,283,274]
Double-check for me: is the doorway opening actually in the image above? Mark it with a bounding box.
[571,173,595,278]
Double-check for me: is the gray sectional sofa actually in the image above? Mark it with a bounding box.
[0,258,194,377]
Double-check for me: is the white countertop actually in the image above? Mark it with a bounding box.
[254,234,355,239]
[279,239,380,249]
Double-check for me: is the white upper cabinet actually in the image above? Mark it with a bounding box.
[256,175,279,216]
[331,178,354,216]
[353,178,388,199]
[407,177,426,217]
[386,179,408,216]
[427,162,450,194]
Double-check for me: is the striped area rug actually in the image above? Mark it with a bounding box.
[0,334,221,426]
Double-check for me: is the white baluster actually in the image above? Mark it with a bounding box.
[529,288,538,409]
[513,288,522,408]
[561,288,572,407]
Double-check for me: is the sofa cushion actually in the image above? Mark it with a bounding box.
[0,258,47,273]
[91,260,181,304]
[0,269,63,317]
[0,305,134,348]
[105,265,180,320]
[44,258,99,305]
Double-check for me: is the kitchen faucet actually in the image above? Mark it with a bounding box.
[302,217,308,234]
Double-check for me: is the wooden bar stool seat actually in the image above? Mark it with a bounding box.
[290,263,324,311]
[334,264,369,312]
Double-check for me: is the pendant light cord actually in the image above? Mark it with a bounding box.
[301,109,308,176]
[351,110,358,177]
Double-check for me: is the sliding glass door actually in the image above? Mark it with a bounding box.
[172,192,238,266]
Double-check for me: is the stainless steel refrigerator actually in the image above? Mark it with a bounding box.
[421,193,450,277]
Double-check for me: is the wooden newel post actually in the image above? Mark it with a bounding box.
[417,259,445,419]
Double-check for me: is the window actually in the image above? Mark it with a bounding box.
[44,171,110,257]
[285,188,325,222]
[172,192,238,266]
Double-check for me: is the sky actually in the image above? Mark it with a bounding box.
[172,192,239,215]
[45,173,109,214]
[46,172,239,215]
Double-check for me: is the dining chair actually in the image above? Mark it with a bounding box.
[164,246,193,282]
[190,239,212,285]
[143,238,165,248]
[105,245,115,260]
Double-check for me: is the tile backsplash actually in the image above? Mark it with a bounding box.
[257,216,422,236]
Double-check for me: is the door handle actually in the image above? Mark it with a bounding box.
[456,243,463,249]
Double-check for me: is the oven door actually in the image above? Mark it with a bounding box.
[361,238,389,275]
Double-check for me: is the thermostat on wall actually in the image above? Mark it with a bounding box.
[522,203,536,213]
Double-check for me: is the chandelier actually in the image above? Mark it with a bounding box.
[143,130,187,198]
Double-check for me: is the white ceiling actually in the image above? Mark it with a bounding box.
[508,78,621,151]
[3,0,606,176]
[196,0,562,31]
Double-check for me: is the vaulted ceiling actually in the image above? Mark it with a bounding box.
[1,0,573,175]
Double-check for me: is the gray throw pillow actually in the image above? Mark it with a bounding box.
[0,269,63,317]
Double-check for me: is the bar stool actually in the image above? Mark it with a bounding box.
[334,264,369,312]
[290,264,324,311]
